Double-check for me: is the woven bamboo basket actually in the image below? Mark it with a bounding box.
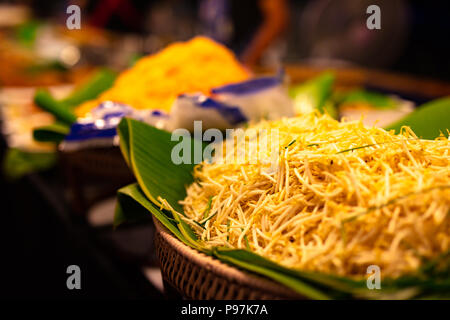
[60,147,132,179]
[60,147,134,214]
[153,216,304,300]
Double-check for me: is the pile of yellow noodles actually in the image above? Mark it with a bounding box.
[75,37,249,117]
[176,113,450,278]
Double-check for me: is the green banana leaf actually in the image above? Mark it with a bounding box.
[33,122,70,143]
[117,117,131,166]
[115,117,450,299]
[115,183,190,244]
[384,97,450,139]
[60,69,116,107]
[289,72,337,118]
[25,61,68,74]
[15,20,41,47]
[118,118,196,212]
[117,118,203,248]
[33,89,77,125]
[2,148,56,180]
[334,89,398,109]
[32,69,117,143]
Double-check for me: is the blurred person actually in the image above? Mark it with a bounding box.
[199,0,289,67]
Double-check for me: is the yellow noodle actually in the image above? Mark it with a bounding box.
[176,113,450,278]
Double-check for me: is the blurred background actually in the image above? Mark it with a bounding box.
[1,0,449,299]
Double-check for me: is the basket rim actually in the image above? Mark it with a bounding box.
[152,216,304,299]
